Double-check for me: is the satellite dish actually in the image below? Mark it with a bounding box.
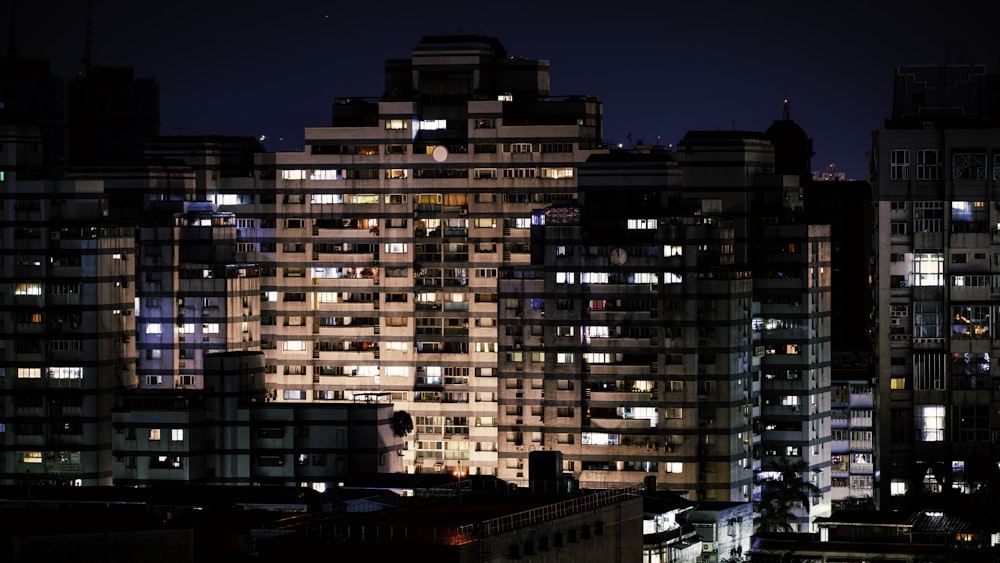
[432,145,449,162]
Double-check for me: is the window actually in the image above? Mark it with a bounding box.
[914,201,943,232]
[540,167,574,179]
[14,282,43,296]
[951,201,988,232]
[917,405,945,441]
[890,148,909,180]
[385,119,408,130]
[17,367,41,379]
[626,218,656,230]
[912,251,943,286]
[283,390,307,400]
[282,341,308,352]
[952,152,987,180]
[49,367,82,379]
[171,429,184,441]
[951,305,990,338]
[890,222,907,236]
[149,428,161,441]
[916,149,941,180]
[914,302,942,338]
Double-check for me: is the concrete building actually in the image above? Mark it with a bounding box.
[871,63,1000,511]
[255,480,643,562]
[209,34,606,479]
[135,202,261,390]
[494,128,832,529]
[0,124,137,486]
[496,148,759,500]
[750,508,1000,561]
[674,130,833,530]
[112,351,401,488]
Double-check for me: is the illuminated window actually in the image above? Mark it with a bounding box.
[385,119,408,130]
[581,432,618,445]
[49,367,82,379]
[13,282,43,296]
[149,428,161,441]
[282,341,308,352]
[17,368,41,379]
[419,119,446,130]
[626,218,656,230]
[22,451,43,464]
[917,405,945,441]
[664,462,683,473]
[540,167,574,179]
[311,192,342,203]
[171,429,184,441]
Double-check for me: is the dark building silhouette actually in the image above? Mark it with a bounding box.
[67,66,160,165]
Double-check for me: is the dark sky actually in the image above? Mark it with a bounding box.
[9,0,1000,180]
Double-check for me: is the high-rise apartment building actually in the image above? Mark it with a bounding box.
[675,131,833,528]
[872,64,1000,510]
[496,149,760,500]
[213,35,605,477]
[493,129,832,528]
[0,123,137,486]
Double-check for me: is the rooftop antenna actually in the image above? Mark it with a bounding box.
[81,0,93,75]
[783,90,791,120]
[6,0,17,59]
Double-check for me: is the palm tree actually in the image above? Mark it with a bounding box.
[390,410,414,438]
[755,456,821,533]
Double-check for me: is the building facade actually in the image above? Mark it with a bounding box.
[213,35,605,478]
[872,64,1000,510]
[0,124,137,485]
[496,149,760,500]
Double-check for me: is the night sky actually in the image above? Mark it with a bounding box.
[9,0,1000,180]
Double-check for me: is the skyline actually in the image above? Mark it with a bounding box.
[9,0,1000,180]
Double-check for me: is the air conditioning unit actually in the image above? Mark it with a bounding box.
[460,208,468,216]
[890,318,901,326]
[898,280,907,288]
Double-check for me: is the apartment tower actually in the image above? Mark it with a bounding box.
[873,64,1000,510]
[224,35,605,477]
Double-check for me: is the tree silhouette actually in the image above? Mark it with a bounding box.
[391,410,414,438]
[755,456,822,533]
